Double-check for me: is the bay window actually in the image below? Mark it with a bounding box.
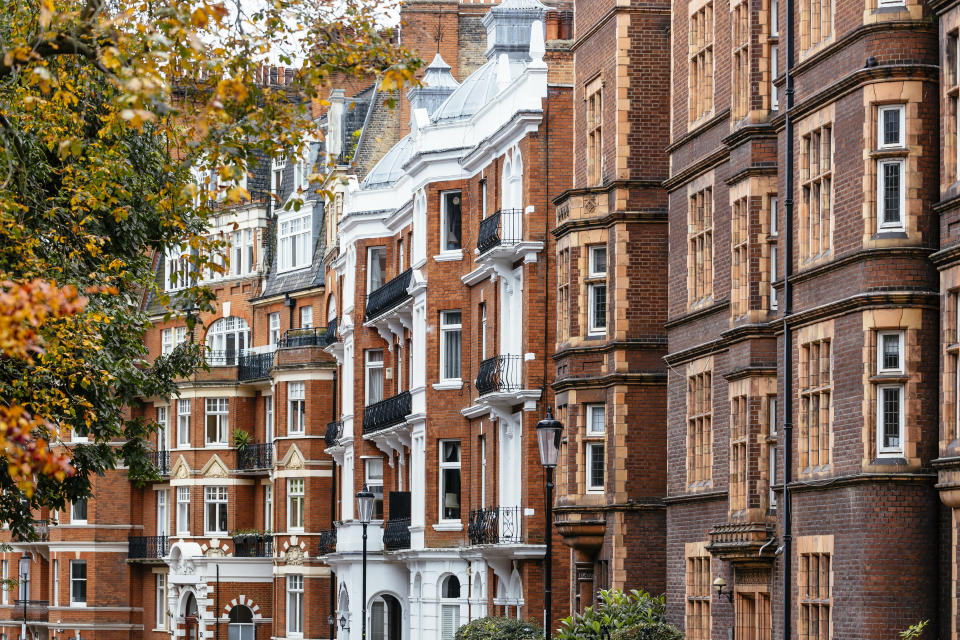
[876,331,905,457]
[278,212,312,272]
[587,245,607,335]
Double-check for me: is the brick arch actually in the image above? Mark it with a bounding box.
[223,595,262,619]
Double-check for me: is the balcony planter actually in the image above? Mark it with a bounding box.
[232,533,273,558]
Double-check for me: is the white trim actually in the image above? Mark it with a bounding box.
[876,384,905,457]
[876,158,906,231]
[877,330,905,373]
[433,251,464,262]
[432,380,463,391]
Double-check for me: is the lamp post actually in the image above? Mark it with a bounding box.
[356,489,375,640]
[19,553,29,640]
[536,408,562,640]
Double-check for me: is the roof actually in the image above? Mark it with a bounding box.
[359,134,415,189]
[430,57,527,123]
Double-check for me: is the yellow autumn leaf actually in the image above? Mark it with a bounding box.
[191,7,209,28]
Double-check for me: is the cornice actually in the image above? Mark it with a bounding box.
[932,191,960,213]
[723,365,778,381]
[551,371,667,392]
[663,146,730,192]
[786,471,937,494]
[665,109,732,153]
[664,299,730,329]
[787,246,937,286]
[553,501,665,514]
[551,209,667,238]
[663,489,728,505]
[725,163,778,186]
[720,121,778,151]
[552,338,668,360]
[551,179,666,206]
[931,244,960,268]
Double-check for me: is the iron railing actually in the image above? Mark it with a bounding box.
[14,600,49,613]
[280,327,324,348]
[237,443,273,471]
[233,535,273,558]
[383,517,411,551]
[365,268,413,321]
[238,351,275,381]
[148,450,171,476]
[475,354,524,396]
[362,391,411,434]
[325,420,343,447]
[468,506,523,545]
[128,535,169,559]
[323,318,339,345]
[13,519,50,542]
[205,349,239,367]
[317,529,337,555]
[477,209,523,255]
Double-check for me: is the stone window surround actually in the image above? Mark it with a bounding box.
[798,105,834,266]
[688,0,715,127]
[684,541,712,640]
[797,320,834,475]
[797,534,834,640]
[686,355,714,490]
[727,375,778,518]
[687,171,715,310]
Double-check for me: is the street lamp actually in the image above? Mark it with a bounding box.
[536,407,562,640]
[19,553,30,640]
[356,488,375,640]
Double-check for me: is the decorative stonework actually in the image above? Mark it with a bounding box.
[200,455,230,479]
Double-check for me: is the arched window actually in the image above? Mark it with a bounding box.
[510,149,523,210]
[501,157,513,210]
[205,316,250,366]
[327,294,337,322]
[228,605,254,640]
[440,575,461,640]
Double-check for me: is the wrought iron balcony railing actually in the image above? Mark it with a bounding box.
[128,535,169,559]
[280,327,323,348]
[13,519,50,542]
[322,318,339,346]
[362,391,411,434]
[477,209,523,255]
[325,420,343,447]
[365,268,413,321]
[237,443,273,471]
[468,506,523,545]
[475,354,523,396]
[317,529,337,555]
[148,450,171,476]
[383,517,411,551]
[238,351,275,381]
[233,534,273,558]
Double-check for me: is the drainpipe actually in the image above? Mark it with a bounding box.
[331,368,338,640]
[781,0,796,636]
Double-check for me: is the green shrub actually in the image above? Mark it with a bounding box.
[455,616,543,640]
[556,589,681,640]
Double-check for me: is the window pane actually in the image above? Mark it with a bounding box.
[883,109,900,146]
[881,334,900,370]
[444,193,462,250]
[883,162,901,223]
[442,468,461,519]
[590,444,605,488]
[882,387,901,448]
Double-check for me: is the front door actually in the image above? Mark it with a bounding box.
[185,616,198,640]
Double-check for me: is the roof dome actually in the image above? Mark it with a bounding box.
[408,54,460,127]
[431,57,526,123]
[360,134,414,189]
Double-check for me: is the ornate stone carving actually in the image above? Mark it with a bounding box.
[285,546,305,565]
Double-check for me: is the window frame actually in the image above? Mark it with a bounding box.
[176,486,190,535]
[69,560,87,607]
[877,330,905,374]
[204,486,229,535]
[156,406,168,451]
[876,383,905,457]
[71,499,88,525]
[586,404,606,435]
[269,312,281,346]
[364,458,385,520]
[439,440,462,523]
[205,398,230,446]
[439,311,463,382]
[587,245,608,336]
[365,349,384,406]
[264,484,273,531]
[440,191,463,254]
[876,158,906,231]
[367,246,387,293]
[585,441,606,493]
[265,395,274,442]
[299,305,313,329]
[277,211,312,273]
[878,104,906,149]
[155,573,167,630]
[177,398,191,448]
[288,382,306,435]
[286,574,304,636]
[287,478,305,531]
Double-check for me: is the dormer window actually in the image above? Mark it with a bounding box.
[278,211,312,273]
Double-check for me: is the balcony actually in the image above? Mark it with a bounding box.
[128,535,169,562]
[366,268,413,322]
[468,506,523,545]
[318,529,337,555]
[13,519,50,543]
[237,443,273,471]
[13,600,49,621]
[238,351,275,381]
[477,209,523,255]
[147,450,171,476]
[706,522,776,564]
[383,517,411,551]
[363,391,411,434]
[476,355,523,396]
[280,324,337,349]
[205,349,240,367]
[232,534,273,558]
[325,420,343,447]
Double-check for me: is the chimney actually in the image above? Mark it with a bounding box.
[327,89,345,162]
[481,0,550,62]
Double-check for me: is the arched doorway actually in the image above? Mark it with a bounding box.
[182,592,199,640]
[370,593,402,640]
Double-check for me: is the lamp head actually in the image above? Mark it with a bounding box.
[356,488,375,524]
[535,407,563,468]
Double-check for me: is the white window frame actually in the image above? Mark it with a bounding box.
[155,573,167,630]
[287,478,305,531]
[52,559,58,607]
[299,306,313,329]
[156,406,168,451]
[1,560,7,605]
[768,444,778,508]
[877,158,906,230]
[439,311,462,382]
[264,485,273,531]
[364,458,384,520]
[365,350,384,405]
[770,0,779,34]
[269,312,281,347]
[586,404,606,435]
[876,384,905,456]
[770,44,779,111]
[204,486,229,535]
[161,329,174,356]
[205,398,229,446]
[440,191,463,254]
[157,489,168,537]
[71,499,88,525]
[878,105,905,149]
[586,442,605,493]
[272,154,286,197]
[367,246,387,293]
[286,574,304,636]
[164,246,189,292]
[480,303,487,361]
[69,560,86,607]
[587,245,608,336]
[176,487,190,535]
[265,396,274,442]
[441,603,461,640]
[439,440,462,523]
[177,399,191,448]
[877,331,905,373]
[288,382,306,435]
[277,211,312,273]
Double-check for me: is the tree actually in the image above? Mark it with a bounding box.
[0,0,419,538]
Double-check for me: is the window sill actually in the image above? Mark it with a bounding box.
[433,380,463,391]
[872,229,907,239]
[434,251,464,262]
[870,147,908,159]
[869,374,907,383]
[871,455,907,465]
[70,602,87,608]
[205,443,230,449]
[432,522,463,532]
